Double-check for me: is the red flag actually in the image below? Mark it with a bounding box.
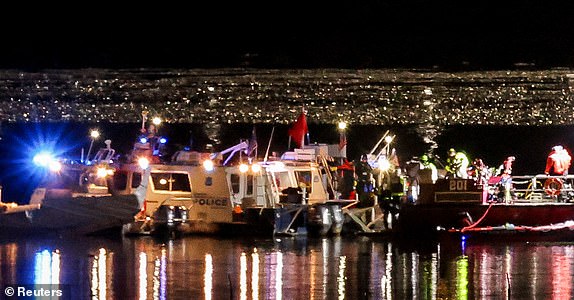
[288,111,308,148]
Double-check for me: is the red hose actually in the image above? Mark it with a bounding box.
[461,202,494,233]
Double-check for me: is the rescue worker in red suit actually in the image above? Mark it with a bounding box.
[545,145,572,176]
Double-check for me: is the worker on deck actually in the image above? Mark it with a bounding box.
[496,156,515,176]
[420,154,438,183]
[545,145,572,176]
[405,156,422,203]
[445,148,470,179]
[544,145,572,202]
[355,154,375,206]
[337,159,356,200]
[496,156,517,203]
[469,158,491,185]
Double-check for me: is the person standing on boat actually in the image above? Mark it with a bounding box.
[445,148,470,179]
[496,156,516,203]
[545,145,572,176]
[470,158,491,185]
[420,154,438,183]
[405,156,422,203]
[337,159,356,200]
[355,154,375,206]
[500,156,515,175]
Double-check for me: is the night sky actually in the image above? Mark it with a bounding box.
[1,1,573,70]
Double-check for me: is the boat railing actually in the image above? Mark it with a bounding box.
[501,174,574,203]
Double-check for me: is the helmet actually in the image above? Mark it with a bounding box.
[420,154,429,162]
[448,148,456,156]
[552,145,563,151]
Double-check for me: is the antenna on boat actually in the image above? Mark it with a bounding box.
[369,130,389,155]
[264,126,275,162]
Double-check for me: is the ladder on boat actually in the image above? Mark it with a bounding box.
[318,155,338,199]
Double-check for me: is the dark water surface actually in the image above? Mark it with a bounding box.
[0,235,572,299]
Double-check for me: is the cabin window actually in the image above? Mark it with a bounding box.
[295,171,313,193]
[43,169,80,189]
[131,172,142,188]
[113,171,128,190]
[205,177,213,186]
[171,173,191,191]
[151,173,191,192]
[246,175,254,195]
[230,174,240,194]
[79,170,107,188]
[274,171,290,190]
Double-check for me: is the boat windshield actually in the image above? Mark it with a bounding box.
[151,172,191,192]
[295,170,313,194]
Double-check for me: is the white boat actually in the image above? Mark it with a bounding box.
[234,145,348,236]
[0,144,149,236]
[117,138,350,237]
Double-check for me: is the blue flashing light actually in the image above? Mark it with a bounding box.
[159,137,167,144]
[33,152,55,167]
[139,137,148,144]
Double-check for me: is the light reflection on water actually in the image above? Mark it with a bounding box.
[0,235,573,299]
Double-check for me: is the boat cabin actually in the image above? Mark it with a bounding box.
[227,147,338,208]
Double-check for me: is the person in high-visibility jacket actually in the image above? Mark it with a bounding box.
[445,148,470,179]
[420,154,438,183]
[545,145,572,176]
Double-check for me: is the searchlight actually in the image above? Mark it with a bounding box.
[138,157,150,170]
[203,159,215,172]
[251,163,261,173]
[239,163,249,173]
